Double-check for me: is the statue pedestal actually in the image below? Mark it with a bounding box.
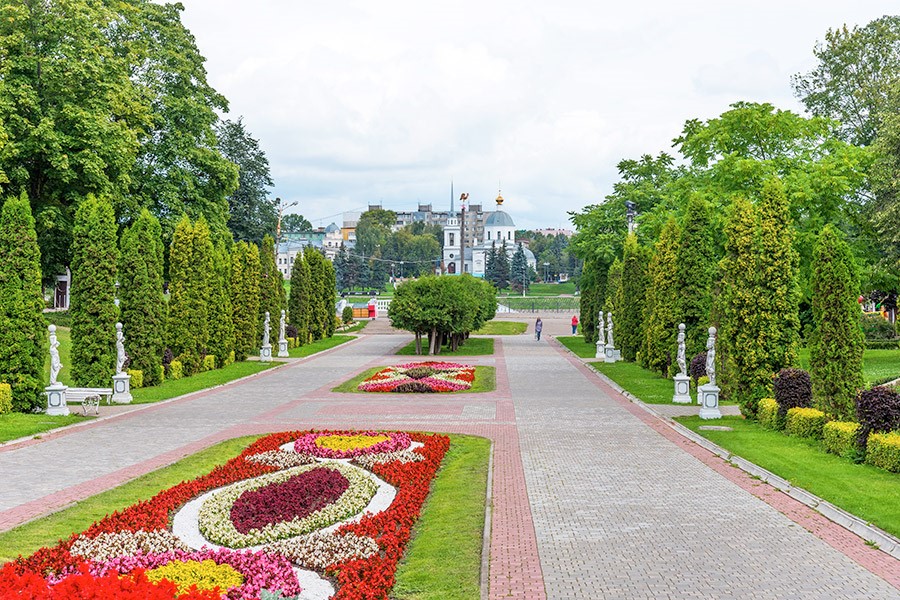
[277,340,289,358]
[260,344,272,362]
[604,345,621,363]
[112,373,133,404]
[698,384,722,419]
[672,374,692,404]
[595,341,605,359]
[45,383,69,416]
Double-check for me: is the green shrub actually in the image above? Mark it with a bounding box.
[697,376,710,387]
[126,369,143,389]
[157,365,165,384]
[689,352,707,384]
[758,398,779,430]
[224,350,236,367]
[855,386,900,449]
[823,421,860,459]
[785,407,828,439]
[0,383,12,414]
[865,432,900,473]
[202,355,217,372]
[288,337,298,349]
[342,305,354,326]
[168,360,183,381]
[860,313,896,340]
[865,339,899,350]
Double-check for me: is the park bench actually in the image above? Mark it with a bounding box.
[66,388,113,416]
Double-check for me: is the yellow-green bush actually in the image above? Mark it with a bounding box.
[168,360,183,381]
[866,432,900,473]
[785,407,828,439]
[157,365,165,384]
[202,354,216,372]
[0,383,12,414]
[223,350,235,367]
[126,369,143,389]
[823,421,860,459]
[758,398,779,429]
[288,337,298,349]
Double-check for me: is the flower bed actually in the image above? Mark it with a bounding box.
[293,431,412,459]
[0,430,450,600]
[357,362,475,393]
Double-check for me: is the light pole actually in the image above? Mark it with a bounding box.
[625,200,637,234]
[276,197,299,257]
[543,261,550,283]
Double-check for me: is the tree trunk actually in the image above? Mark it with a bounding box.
[415,332,422,355]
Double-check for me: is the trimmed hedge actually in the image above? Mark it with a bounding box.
[0,383,11,414]
[822,421,860,459]
[855,386,900,449]
[127,369,143,389]
[866,432,900,473]
[689,352,707,384]
[785,407,827,439]
[758,398,779,430]
[168,360,183,381]
[202,355,216,372]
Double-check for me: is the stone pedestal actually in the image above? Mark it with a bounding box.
[45,383,69,416]
[672,373,692,404]
[595,341,605,359]
[278,340,289,358]
[260,344,272,362]
[112,372,133,404]
[604,345,621,363]
[698,384,722,419]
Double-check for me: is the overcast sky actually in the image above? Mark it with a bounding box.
[178,1,890,231]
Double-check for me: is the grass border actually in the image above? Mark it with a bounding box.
[396,338,494,356]
[331,366,496,394]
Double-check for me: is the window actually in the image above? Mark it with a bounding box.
[487,231,491,240]
[449,233,455,247]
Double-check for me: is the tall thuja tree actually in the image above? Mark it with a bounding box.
[756,179,801,377]
[258,235,285,341]
[230,241,261,360]
[718,197,767,416]
[207,241,235,366]
[604,258,623,316]
[579,258,603,344]
[510,243,529,293]
[322,258,337,338]
[0,193,46,411]
[675,195,716,356]
[493,242,510,290]
[641,218,681,376]
[615,234,650,361]
[70,195,118,387]
[167,217,200,374]
[304,246,327,341]
[809,225,865,419]
[118,209,166,386]
[288,250,311,345]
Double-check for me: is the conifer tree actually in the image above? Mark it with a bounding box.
[578,258,602,344]
[493,242,510,290]
[168,216,208,375]
[207,241,235,366]
[323,258,337,337]
[641,218,681,376]
[0,193,46,411]
[70,195,118,387]
[615,234,650,362]
[231,241,261,360]
[485,241,497,284]
[510,243,529,293]
[809,225,865,419]
[119,209,166,386]
[288,250,311,345]
[305,246,327,341]
[604,258,623,316]
[675,195,716,356]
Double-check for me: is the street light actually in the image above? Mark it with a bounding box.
[543,262,550,283]
[625,200,637,234]
[276,197,299,258]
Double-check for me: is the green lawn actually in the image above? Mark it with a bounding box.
[0,432,492,600]
[333,366,496,394]
[0,413,89,444]
[288,334,354,358]
[394,434,490,600]
[676,416,900,538]
[797,347,900,386]
[127,361,276,404]
[556,335,597,358]
[473,321,527,335]
[397,337,494,356]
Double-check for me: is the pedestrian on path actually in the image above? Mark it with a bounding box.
[535,317,543,341]
[571,314,579,334]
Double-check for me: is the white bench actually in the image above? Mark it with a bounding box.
[67,388,113,415]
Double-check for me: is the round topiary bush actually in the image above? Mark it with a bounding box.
[773,368,812,426]
[855,386,900,449]
[286,324,298,340]
[393,381,437,393]
[689,352,707,384]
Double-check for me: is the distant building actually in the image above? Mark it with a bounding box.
[533,227,574,238]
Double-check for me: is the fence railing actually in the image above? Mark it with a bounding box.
[497,297,580,313]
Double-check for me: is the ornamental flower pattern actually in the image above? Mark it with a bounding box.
[357,361,475,393]
[0,430,450,600]
[293,431,412,459]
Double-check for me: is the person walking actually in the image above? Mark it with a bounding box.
[535,317,543,341]
[571,314,579,334]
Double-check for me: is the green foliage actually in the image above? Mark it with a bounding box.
[785,407,828,439]
[809,225,865,419]
[207,242,235,368]
[757,398,779,430]
[823,421,860,460]
[118,210,166,387]
[258,235,286,342]
[167,216,213,375]
[202,355,216,372]
[304,247,328,341]
[491,242,510,290]
[510,243,529,293]
[217,118,275,243]
[168,360,183,381]
[322,258,337,338]
[641,218,680,376]
[675,195,716,356]
[70,195,118,388]
[871,80,900,274]
[578,258,602,344]
[287,250,311,345]
[860,313,896,340]
[280,214,312,234]
[615,234,650,362]
[127,369,143,389]
[866,432,900,473]
[230,241,261,360]
[341,305,354,326]
[0,383,12,414]
[604,258,622,315]
[0,193,46,411]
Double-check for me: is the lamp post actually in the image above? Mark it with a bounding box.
[543,261,550,283]
[276,197,299,258]
[625,200,637,234]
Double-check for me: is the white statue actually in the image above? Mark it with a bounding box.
[262,311,271,346]
[115,322,127,375]
[279,309,286,343]
[49,325,62,385]
[676,323,687,376]
[598,311,606,346]
[606,312,614,348]
[705,326,717,386]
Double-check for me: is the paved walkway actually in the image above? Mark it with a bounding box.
[0,328,898,598]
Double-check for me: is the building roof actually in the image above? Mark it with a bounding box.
[325,222,340,233]
[485,210,515,227]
